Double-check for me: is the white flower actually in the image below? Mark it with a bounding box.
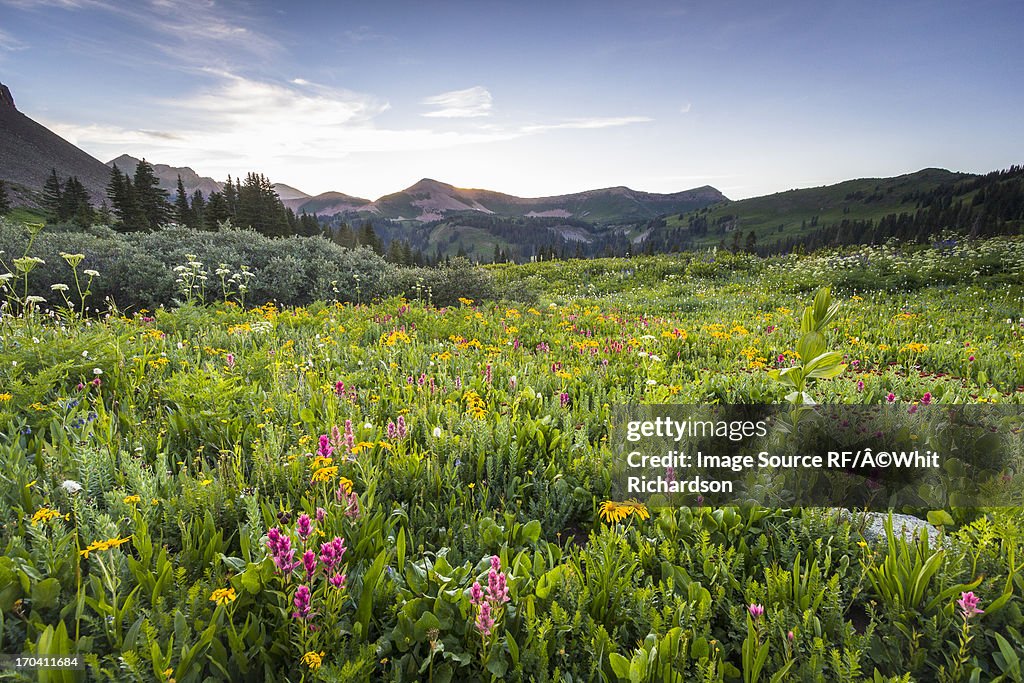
[646,379,657,385]
[364,422,373,429]
[51,283,70,291]
[81,350,89,358]
[61,479,83,494]
[432,427,442,438]
[93,368,103,375]
[83,269,99,278]
[25,296,46,304]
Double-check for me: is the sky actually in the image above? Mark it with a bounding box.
[1,0,1022,201]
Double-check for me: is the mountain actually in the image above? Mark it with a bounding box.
[106,154,222,198]
[0,82,112,205]
[292,178,726,223]
[666,167,1024,252]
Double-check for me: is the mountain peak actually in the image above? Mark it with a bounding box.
[407,178,453,192]
[0,83,16,111]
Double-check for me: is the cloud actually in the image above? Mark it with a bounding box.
[0,28,28,51]
[2,0,279,68]
[421,86,493,118]
[680,103,692,114]
[520,116,653,133]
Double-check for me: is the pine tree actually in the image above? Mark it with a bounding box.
[0,179,10,215]
[174,175,192,228]
[204,191,231,230]
[359,221,382,253]
[190,190,206,230]
[133,159,170,230]
[223,175,237,217]
[42,169,63,221]
[59,176,93,226]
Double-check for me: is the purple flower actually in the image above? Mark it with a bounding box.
[303,550,317,579]
[921,392,932,405]
[334,380,345,396]
[748,603,765,620]
[292,585,313,620]
[470,582,484,606]
[856,380,864,392]
[475,601,495,636]
[315,507,326,523]
[296,513,313,542]
[317,435,333,459]
[886,392,896,403]
[329,572,347,589]
[225,353,235,369]
[957,591,983,620]
[490,555,501,572]
[560,392,570,407]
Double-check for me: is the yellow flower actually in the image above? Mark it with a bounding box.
[338,477,354,495]
[311,466,338,483]
[123,495,141,505]
[899,342,929,354]
[599,500,629,524]
[200,479,213,486]
[301,651,325,670]
[627,500,650,521]
[0,393,12,402]
[210,587,237,606]
[79,536,131,558]
[31,507,61,526]
[162,667,174,680]
[458,297,474,306]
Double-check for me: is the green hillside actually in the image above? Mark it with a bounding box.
[668,168,972,248]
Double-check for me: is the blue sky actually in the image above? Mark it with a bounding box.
[1,0,1021,200]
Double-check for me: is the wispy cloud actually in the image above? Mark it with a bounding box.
[0,28,28,51]
[421,86,493,118]
[2,0,280,68]
[521,116,653,133]
[680,103,692,114]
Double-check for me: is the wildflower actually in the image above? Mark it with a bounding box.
[0,393,11,402]
[123,495,141,505]
[329,572,347,588]
[470,582,484,606]
[787,630,794,641]
[210,587,237,606]
[599,500,629,524]
[301,651,324,671]
[61,479,83,494]
[266,527,299,574]
[748,603,765,620]
[317,434,333,459]
[856,380,864,392]
[921,392,932,405]
[225,353,235,369]
[31,507,61,526]
[319,537,347,572]
[342,491,360,519]
[336,477,354,497]
[311,465,338,484]
[292,585,313,620]
[886,392,896,403]
[957,591,983,620]
[296,513,314,541]
[91,378,101,387]
[79,536,131,558]
[302,550,318,579]
[433,426,442,438]
[315,507,326,522]
[475,601,495,636]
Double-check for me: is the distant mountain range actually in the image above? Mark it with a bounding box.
[0,82,725,224]
[2,80,1019,259]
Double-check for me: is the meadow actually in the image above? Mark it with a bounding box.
[2,224,1024,681]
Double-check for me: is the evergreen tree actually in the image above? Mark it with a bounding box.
[204,191,231,230]
[0,179,10,215]
[745,230,757,253]
[59,176,93,226]
[359,221,382,253]
[133,159,170,230]
[190,190,206,230]
[42,169,63,220]
[174,175,193,228]
[223,175,237,217]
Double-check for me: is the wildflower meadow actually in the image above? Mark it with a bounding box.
[2,222,1024,681]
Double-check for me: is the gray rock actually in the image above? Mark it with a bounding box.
[855,511,942,547]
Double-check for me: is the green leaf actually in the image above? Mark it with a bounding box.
[609,652,631,680]
[796,331,826,364]
[413,611,440,641]
[926,510,955,527]
[31,577,61,610]
[356,550,388,642]
[690,636,709,660]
